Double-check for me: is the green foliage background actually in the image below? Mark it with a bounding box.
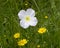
[0,0,60,48]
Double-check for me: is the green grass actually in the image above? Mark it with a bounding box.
[0,0,60,48]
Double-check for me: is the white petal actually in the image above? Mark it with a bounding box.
[20,20,30,29]
[29,17,38,26]
[18,10,26,19]
[26,8,35,17]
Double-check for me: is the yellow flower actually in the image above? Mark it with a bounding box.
[17,39,28,46]
[38,27,47,34]
[37,45,40,48]
[45,16,48,18]
[14,33,20,39]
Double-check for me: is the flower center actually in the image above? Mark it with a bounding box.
[25,16,30,22]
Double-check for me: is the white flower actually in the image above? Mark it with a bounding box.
[18,8,38,29]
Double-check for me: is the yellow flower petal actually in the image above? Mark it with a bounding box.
[17,39,28,46]
[14,33,20,39]
[38,27,47,34]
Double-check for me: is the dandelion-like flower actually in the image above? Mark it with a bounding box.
[14,33,20,39]
[38,27,47,34]
[17,39,28,46]
[18,8,38,29]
